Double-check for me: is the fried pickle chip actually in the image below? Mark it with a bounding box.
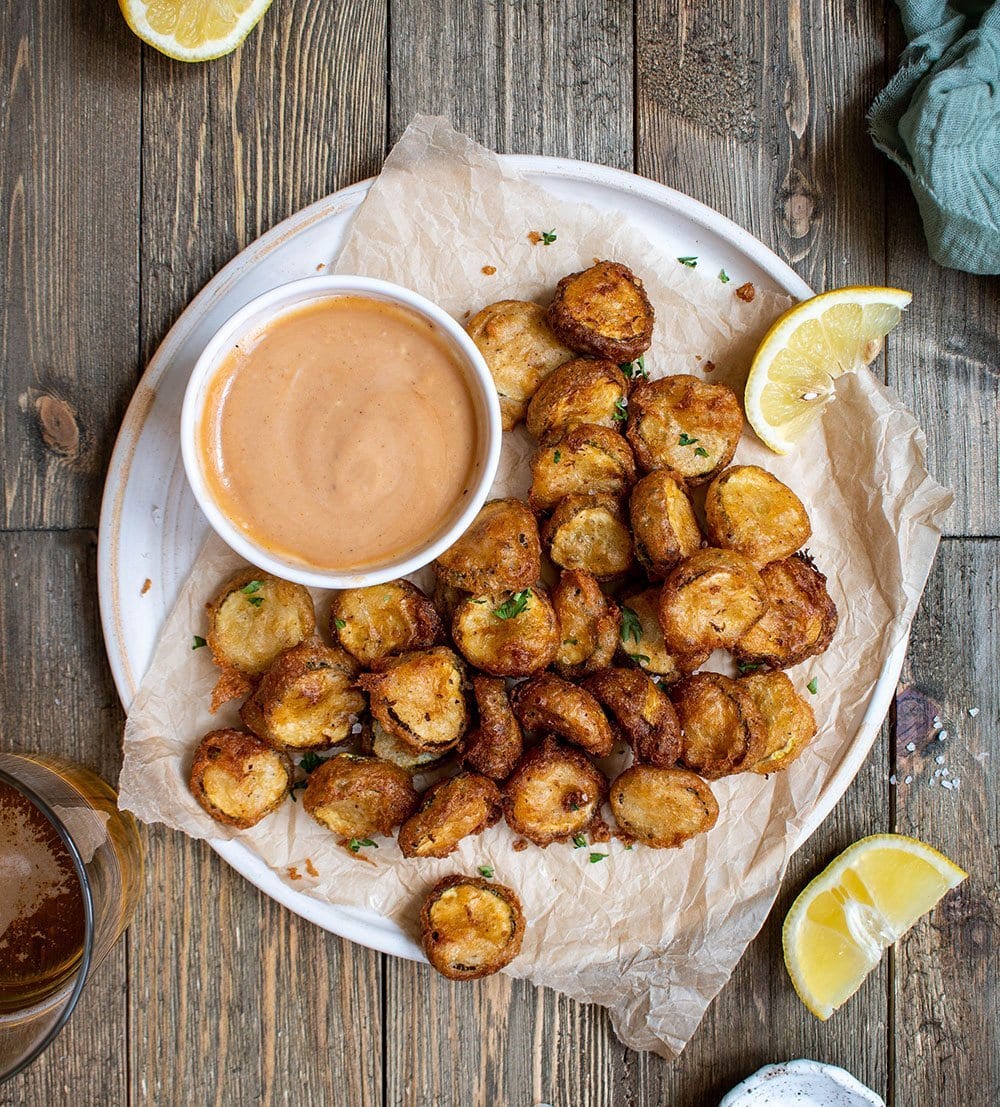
[461,675,524,781]
[704,465,812,567]
[528,424,636,512]
[361,719,452,774]
[398,772,502,859]
[452,587,559,677]
[434,498,542,595]
[618,588,707,681]
[420,874,525,980]
[431,575,467,625]
[525,357,630,441]
[582,667,681,768]
[466,300,575,429]
[629,469,703,578]
[551,569,622,679]
[511,673,615,757]
[733,554,838,669]
[658,548,768,655]
[672,672,767,779]
[302,752,418,838]
[205,569,316,710]
[542,494,634,580]
[189,729,292,829]
[740,671,817,774]
[626,375,742,485]
[330,580,443,667]
[239,641,364,752]
[610,766,718,849]
[502,738,608,846]
[358,647,469,753]
[546,261,655,362]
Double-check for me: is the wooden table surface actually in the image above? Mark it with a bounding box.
[1,2,997,1104]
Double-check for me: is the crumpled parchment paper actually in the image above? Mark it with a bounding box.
[118,116,952,1058]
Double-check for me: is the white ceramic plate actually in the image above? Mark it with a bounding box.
[98,157,906,960]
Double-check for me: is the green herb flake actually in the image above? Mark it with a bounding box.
[563,637,578,646]
[471,598,488,605]
[493,589,532,620]
[478,865,494,879]
[677,256,698,268]
[628,653,651,666]
[289,780,308,802]
[737,661,763,675]
[678,432,699,447]
[624,843,634,850]
[334,617,346,630]
[241,580,263,595]
[621,606,642,645]
[589,852,608,863]
[612,397,628,423]
[572,834,587,849]
[694,446,710,458]
[349,837,378,853]
[192,635,207,650]
[541,229,557,245]
[807,677,819,695]
[299,751,324,774]
[620,354,648,380]
[246,595,264,608]
[718,269,730,284]
[553,449,561,463]
[569,802,580,812]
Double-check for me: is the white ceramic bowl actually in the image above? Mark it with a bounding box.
[180,275,501,589]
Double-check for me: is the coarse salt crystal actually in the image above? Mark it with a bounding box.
[935,755,945,765]
[934,769,943,777]
[933,715,942,727]
[952,779,960,789]
[889,774,897,785]
[904,775,913,784]
[941,779,954,790]
[938,730,949,741]
[351,722,363,734]
[905,742,916,752]
[929,777,937,786]
[968,707,979,717]
[942,768,950,777]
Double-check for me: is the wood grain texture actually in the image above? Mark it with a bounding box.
[0,3,140,529]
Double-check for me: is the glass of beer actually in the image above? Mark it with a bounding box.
[0,752,143,1083]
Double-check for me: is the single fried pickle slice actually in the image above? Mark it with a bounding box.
[466,300,575,430]
[528,424,636,512]
[511,673,615,757]
[434,498,542,595]
[610,766,718,849]
[546,261,655,362]
[629,469,703,578]
[239,641,364,751]
[618,588,708,681]
[420,875,526,980]
[543,494,634,580]
[672,672,768,779]
[205,569,316,710]
[733,553,838,669]
[551,569,622,679]
[451,587,559,677]
[330,580,443,667]
[398,772,502,859]
[658,548,768,655]
[525,357,630,441]
[502,737,608,846]
[740,671,817,774]
[626,375,743,485]
[461,676,524,782]
[189,729,292,830]
[302,752,419,839]
[704,465,812,567]
[582,666,681,768]
[361,719,453,774]
[359,647,469,753]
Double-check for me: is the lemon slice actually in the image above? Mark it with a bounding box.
[119,0,273,61]
[783,833,966,1020]
[745,286,912,454]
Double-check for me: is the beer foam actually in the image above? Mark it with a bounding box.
[0,801,75,946]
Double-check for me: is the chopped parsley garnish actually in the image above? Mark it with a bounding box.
[493,589,532,620]
[569,802,580,811]
[620,606,642,645]
[553,449,561,463]
[241,580,263,594]
[478,865,494,879]
[299,751,324,773]
[627,653,651,666]
[620,354,648,380]
[678,432,699,446]
[349,838,378,853]
[718,269,730,284]
[563,637,578,646]
[589,853,608,863]
[677,256,698,268]
[541,229,557,245]
[572,834,587,849]
[471,598,487,604]
[694,446,709,458]
[807,677,819,695]
[192,635,207,650]
[624,843,634,850]
[737,661,763,674]
[334,617,346,630]
[612,397,628,423]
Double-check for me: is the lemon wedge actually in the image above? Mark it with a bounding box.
[744,286,912,454]
[119,0,273,61]
[783,833,966,1020]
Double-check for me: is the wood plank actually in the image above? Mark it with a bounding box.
[0,3,140,530]
[891,539,999,1103]
[0,531,128,1106]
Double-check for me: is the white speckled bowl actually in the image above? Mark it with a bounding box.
[719,1060,885,1106]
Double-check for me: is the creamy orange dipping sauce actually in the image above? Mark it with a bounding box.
[199,295,482,571]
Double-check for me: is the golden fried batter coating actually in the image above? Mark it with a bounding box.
[733,554,838,670]
[551,569,622,679]
[618,589,707,681]
[358,647,469,753]
[626,375,743,485]
[466,300,575,430]
[239,641,364,751]
[330,580,442,667]
[398,772,502,859]
[434,499,542,595]
[542,494,634,580]
[525,358,629,441]
[546,261,655,362]
[361,719,452,774]
[610,766,718,849]
[704,465,812,567]
[528,424,636,512]
[302,752,418,838]
[461,675,524,781]
[431,575,467,625]
[451,587,559,677]
[189,729,292,829]
[502,738,608,846]
[671,672,767,779]
[420,874,525,980]
[582,667,681,768]
[205,569,316,710]
[740,671,817,774]
[658,548,768,655]
[511,673,615,757]
[629,469,703,578]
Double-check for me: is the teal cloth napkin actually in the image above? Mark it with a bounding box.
[868,0,1000,275]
